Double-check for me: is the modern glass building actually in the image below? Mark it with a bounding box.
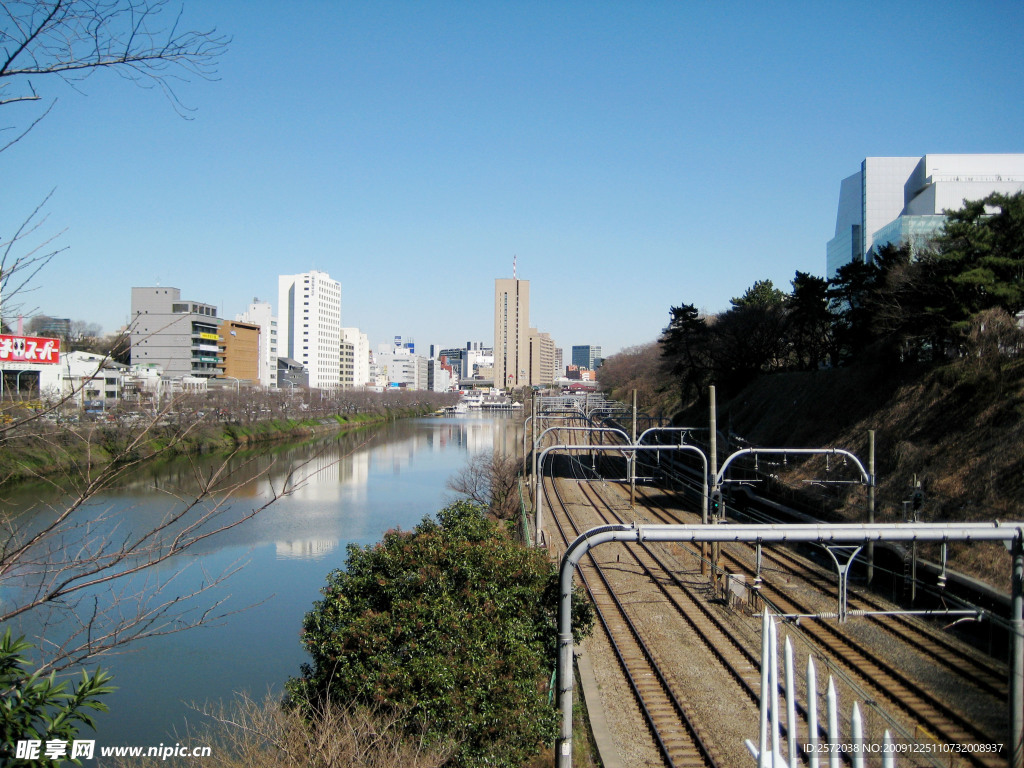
[826,154,1024,277]
[571,345,602,370]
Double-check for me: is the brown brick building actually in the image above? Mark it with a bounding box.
[218,320,260,383]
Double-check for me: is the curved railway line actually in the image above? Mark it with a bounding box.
[541,446,1008,768]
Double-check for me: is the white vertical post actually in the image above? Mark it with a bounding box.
[882,731,895,768]
[769,616,780,767]
[826,679,839,768]
[807,657,819,768]
[759,610,771,766]
[851,702,864,768]
[785,637,797,768]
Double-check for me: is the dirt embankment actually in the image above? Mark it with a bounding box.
[676,356,1024,588]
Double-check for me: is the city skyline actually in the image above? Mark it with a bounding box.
[2,3,1022,356]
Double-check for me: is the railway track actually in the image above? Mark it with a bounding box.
[533,414,1008,767]
[546,473,722,767]
[635,484,1009,702]
[594,478,1005,768]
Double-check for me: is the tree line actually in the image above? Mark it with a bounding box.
[659,191,1024,401]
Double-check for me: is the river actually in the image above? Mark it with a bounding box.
[1,413,523,749]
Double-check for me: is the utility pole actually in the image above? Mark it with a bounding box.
[867,430,875,584]
[707,385,717,579]
[630,389,637,508]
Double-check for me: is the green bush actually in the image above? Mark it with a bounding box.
[287,501,593,768]
[0,630,114,766]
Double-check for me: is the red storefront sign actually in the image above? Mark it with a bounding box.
[0,335,61,364]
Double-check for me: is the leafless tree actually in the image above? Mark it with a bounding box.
[2,1,229,322]
[446,450,522,520]
[1,0,229,131]
[0,191,67,323]
[597,342,678,416]
[108,694,454,768]
[0,400,328,678]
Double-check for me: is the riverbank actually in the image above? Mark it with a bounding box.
[0,406,436,485]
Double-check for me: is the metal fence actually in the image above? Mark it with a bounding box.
[747,610,896,768]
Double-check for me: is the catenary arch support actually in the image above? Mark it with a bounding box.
[531,427,631,516]
[554,521,1024,768]
[715,447,871,488]
[535,443,710,545]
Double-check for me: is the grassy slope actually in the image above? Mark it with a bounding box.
[0,409,428,486]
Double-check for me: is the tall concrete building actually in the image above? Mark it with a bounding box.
[827,154,1024,277]
[129,286,221,379]
[278,270,342,390]
[528,330,555,386]
[494,277,530,389]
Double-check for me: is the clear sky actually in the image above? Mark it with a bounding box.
[3,1,1022,357]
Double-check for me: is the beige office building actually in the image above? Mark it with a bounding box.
[494,277,530,389]
[528,329,555,386]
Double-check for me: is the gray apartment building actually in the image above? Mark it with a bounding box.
[130,287,221,378]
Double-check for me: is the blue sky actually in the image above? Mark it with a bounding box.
[3,1,1022,356]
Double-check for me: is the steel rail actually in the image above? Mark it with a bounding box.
[546,474,715,768]
[634,483,1010,700]
[555,521,1024,768]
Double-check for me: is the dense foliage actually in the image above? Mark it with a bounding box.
[0,631,114,766]
[287,501,593,768]
[657,192,1024,398]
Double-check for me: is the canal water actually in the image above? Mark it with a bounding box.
[2,413,522,748]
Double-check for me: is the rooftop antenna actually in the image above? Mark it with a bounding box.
[513,254,517,280]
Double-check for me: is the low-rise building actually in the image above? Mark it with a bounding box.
[130,287,221,379]
[376,348,428,390]
[218,320,260,384]
[277,357,308,390]
[39,351,126,409]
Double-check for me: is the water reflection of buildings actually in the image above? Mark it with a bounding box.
[275,539,339,560]
[372,415,521,469]
[325,415,523,480]
[284,448,370,501]
[425,414,518,457]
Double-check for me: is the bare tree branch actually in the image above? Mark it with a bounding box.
[0,428,346,679]
[0,0,229,120]
[446,450,521,520]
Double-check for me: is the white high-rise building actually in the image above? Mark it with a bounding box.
[236,299,278,388]
[827,154,1024,277]
[342,327,369,389]
[278,270,342,390]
